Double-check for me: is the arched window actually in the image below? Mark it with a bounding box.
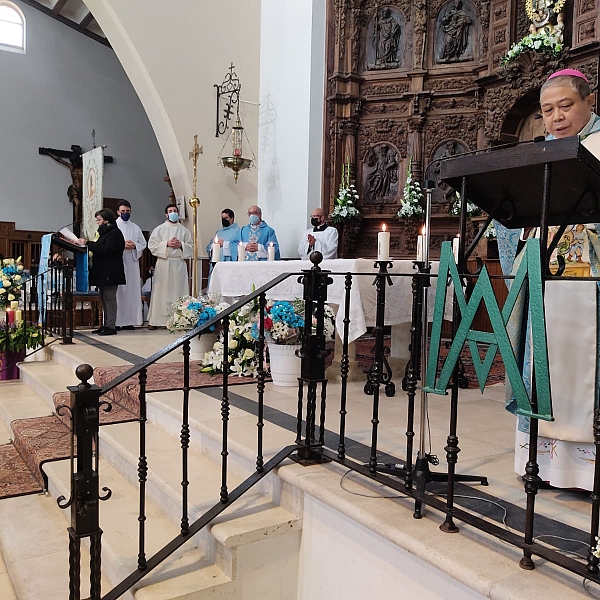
[0,1,25,53]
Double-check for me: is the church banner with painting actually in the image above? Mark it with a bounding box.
[82,147,104,241]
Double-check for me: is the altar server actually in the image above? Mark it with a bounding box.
[115,200,146,329]
[238,205,280,261]
[147,204,193,328]
[497,68,600,490]
[206,208,240,261]
[298,208,338,260]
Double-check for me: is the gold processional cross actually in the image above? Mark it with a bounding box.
[189,135,203,297]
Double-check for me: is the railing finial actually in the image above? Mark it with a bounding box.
[309,251,323,270]
[75,364,94,388]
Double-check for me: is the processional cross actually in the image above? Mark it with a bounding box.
[188,134,203,297]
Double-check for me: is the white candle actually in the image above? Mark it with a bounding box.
[267,242,276,261]
[237,242,246,261]
[14,309,22,324]
[377,224,390,261]
[417,235,424,262]
[10,301,18,310]
[452,235,460,263]
[211,235,221,263]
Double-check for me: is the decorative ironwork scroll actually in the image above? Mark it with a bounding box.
[214,62,241,137]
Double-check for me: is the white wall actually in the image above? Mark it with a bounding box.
[82,0,262,255]
[0,1,168,233]
[258,0,327,258]
[298,495,487,600]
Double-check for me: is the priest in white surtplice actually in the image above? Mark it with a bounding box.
[298,208,338,260]
[115,200,146,329]
[147,204,193,328]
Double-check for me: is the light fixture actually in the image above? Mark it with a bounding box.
[215,63,256,183]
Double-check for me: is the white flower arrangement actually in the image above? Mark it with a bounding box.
[449,192,481,217]
[331,161,361,224]
[0,257,26,309]
[501,32,563,66]
[397,160,424,219]
[483,223,496,239]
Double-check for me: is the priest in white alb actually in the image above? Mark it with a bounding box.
[147,204,193,328]
[298,208,338,260]
[115,200,146,330]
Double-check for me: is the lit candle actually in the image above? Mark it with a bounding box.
[6,309,14,324]
[452,235,460,263]
[377,224,390,261]
[267,242,276,261]
[237,242,246,261]
[417,235,424,262]
[14,309,22,324]
[211,235,221,263]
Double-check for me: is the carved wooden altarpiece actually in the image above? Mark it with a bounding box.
[324,0,600,258]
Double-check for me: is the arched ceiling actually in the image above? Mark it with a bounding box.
[20,0,108,46]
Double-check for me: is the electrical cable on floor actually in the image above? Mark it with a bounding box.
[434,493,510,531]
[339,469,404,499]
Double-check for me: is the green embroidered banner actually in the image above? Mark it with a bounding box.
[424,240,553,421]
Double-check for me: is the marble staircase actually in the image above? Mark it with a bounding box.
[0,338,302,599]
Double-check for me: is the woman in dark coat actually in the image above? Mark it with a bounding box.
[79,209,125,335]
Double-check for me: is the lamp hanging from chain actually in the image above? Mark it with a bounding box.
[215,63,256,183]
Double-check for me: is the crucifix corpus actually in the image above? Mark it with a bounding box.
[39,145,114,236]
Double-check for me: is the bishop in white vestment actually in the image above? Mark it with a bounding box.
[116,202,146,328]
[147,205,193,327]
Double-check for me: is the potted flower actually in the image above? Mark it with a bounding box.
[0,257,26,309]
[251,299,335,387]
[166,294,229,360]
[0,320,43,380]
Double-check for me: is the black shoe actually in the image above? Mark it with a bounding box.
[115,326,122,331]
[91,327,104,334]
[121,325,135,331]
[98,328,117,336]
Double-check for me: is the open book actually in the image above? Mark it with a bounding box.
[59,227,85,246]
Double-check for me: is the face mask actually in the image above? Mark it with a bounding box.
[120,212,131,222]
[249,214,259,225]
[311,217,321,227]
[221,218,230,228]
[168,212,179,223]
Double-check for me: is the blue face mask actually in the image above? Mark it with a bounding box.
[120,212,131,222]
[249,214,259,225]
[168,212,179,223]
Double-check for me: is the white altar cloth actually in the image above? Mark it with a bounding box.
[209,259,450,343]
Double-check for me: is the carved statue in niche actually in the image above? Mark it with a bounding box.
[363,144,399,204]
[430,140,468,207]
[526,0,566,42]
[366,7,404,70]
[436,0,474,64]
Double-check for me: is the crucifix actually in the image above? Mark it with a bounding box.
[39,144,113,236]
[188,134,203,297]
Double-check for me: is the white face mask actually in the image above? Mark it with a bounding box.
[168,212,179,223]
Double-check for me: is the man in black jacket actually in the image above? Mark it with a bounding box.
[79,209,126,335]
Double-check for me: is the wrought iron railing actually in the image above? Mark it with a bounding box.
[0,262,74,378]
[59,252,600,600]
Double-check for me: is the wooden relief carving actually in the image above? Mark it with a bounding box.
[579,20,596,42]
[363,83,411,97]
[362,143,400,204]
[494,3,508,21]
[580,0,596,15]
[434,0,476,63]
[366,7,405,70]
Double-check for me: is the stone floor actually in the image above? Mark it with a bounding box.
[0,326,598,599]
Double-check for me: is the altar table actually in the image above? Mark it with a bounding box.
[209,259,450,343]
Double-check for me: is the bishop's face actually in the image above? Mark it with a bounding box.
[540,84,595,139]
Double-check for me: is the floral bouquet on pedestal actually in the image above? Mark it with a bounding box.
[0,257,26,309]
[331,161,361,224]
[397,160,424,220]
[166,294,229,334]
